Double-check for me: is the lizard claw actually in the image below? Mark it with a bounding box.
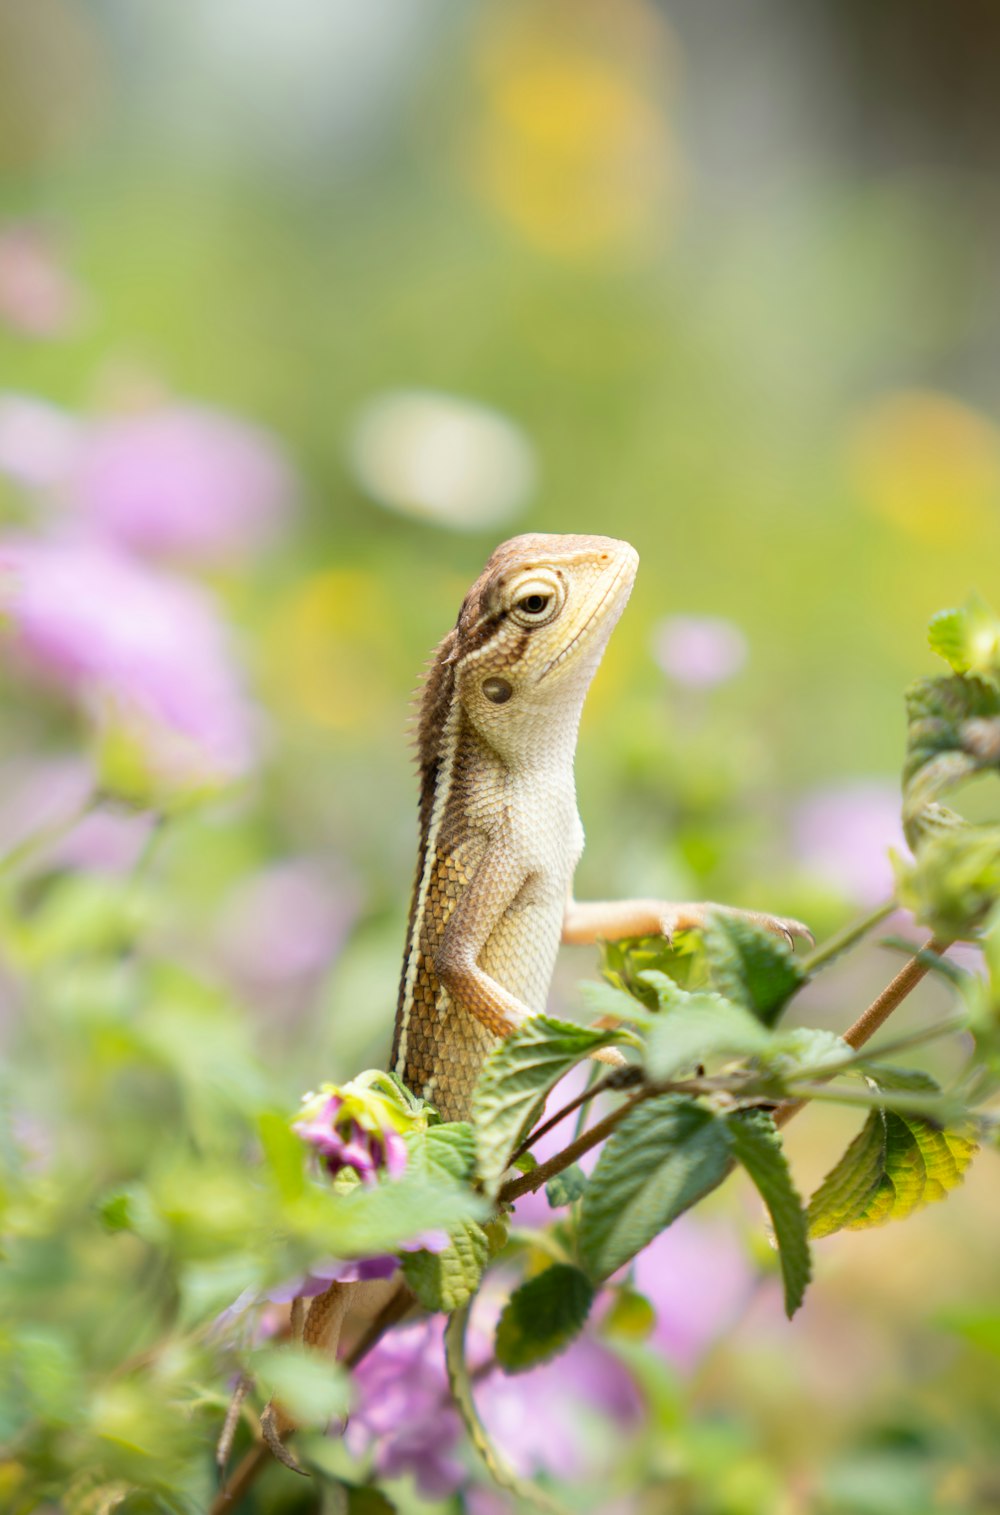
[260,1401,309,1476]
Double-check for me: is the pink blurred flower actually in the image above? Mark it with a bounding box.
[792,780,905,905]
[347,1281,642,1500]
[0,225,83,339]
[68,404,295,562]
[627,1214,755,1372]
[0,395,85,491]
[653,615,748,688]
[213,859,359,1001]
[0,537,258,790]
[0,756,154,874]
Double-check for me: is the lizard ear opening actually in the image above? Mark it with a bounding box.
[482,677,513,705]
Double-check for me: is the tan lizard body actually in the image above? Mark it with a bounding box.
[391,531,806,1121]
[251,531,807,1475]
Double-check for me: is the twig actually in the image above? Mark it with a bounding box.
[775,936,948,1127]
[498,1091,652,1205]
[799,900,897,975]
[510,1065,641,1163]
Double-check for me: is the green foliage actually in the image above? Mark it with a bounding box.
[495,1265,596,1373]
[894,825,1000,940]
[401,1219,490,1312]
[578,1097,733,1281]
[640,978,771,1081]
[727,1113,811,1317]
[902,674,1000,846]
[251,1344,350,1428]
[701,914,807,1027]
[545,1164,589,1207]
[808,1098,978,1238]
[472,1014,635,1194]
[928,594,1000,683]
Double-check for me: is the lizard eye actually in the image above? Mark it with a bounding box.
[518,593,549,616]
[510,573,563,627]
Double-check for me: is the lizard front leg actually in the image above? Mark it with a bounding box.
[562,899,812,949]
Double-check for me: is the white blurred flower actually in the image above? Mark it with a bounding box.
[0,395,84,490]
[349,389,535,530]
[653,614,748,688]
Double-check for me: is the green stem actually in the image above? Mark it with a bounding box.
[800,900,897,975]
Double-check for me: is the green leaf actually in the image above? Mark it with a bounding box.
[928,595,1000,683]
[473,1014,633,1194]
[401,1219,490,1313]
[727,1113,811,1317]
[287,1175,488,1262]
[599,933,705,1007]
[701,914,806,1027]
[578,1096,733,1281]
[761,1026,852,1078]
[406,1121,477,1182]
[545,1163,588,1207]
[641,987,771,1081]
[893,825,1000,940]
[808,1106,978,1238]
[902,674,1000,844]
[258,1110,306,1201]
[495,1264,595,1373]
[602,1286,656,1340]
[251,1344,349,1428]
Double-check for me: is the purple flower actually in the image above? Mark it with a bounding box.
[293,1081,416,1186]
[0,225,83,339]
[68,404,295,563]
[0,756,155,875]
[213,859,359,1003]
[0,537,258,791]
[652,615,748,688]
[346,1281,642,1500]
[792,780,905,906]
[625,1214,754,1372]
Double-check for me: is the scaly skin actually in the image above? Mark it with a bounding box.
[391,532,807,1121]
[245,532,809,1481]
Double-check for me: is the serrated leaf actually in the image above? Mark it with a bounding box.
[702,914,805,1027]
[808,1106,978,1238]
[578,1096,733,1281]
[401,1218,489,1312]
[762,1026,851,1078]
[642,990,771,1082]
[727,1113,811,1317]
[473,1014,633,1194]
[405,1121,476,1182]
[545,1163,588,1207]
[928,595,1000,682]
[495,1264,595,1373]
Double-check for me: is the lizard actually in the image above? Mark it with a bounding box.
[248,532,809,1476]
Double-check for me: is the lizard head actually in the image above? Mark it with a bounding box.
[448,533,639,759]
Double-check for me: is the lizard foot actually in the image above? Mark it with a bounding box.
[260,1401,309,1476]
[659,904,814,951]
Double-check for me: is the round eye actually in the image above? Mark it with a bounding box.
[518,593,550,616]
[509,574,563,626]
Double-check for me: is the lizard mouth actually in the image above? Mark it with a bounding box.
[538,551,636,679]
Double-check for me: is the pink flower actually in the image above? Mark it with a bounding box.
[68,404,295,562]
[0,537,258,790]
[626,1214,754,1372]
[0,225,83,339]
[0,756,154,875]
[653,615,748,688]
[346,1282,642,1500]
[792,780,905,905]
[213,859,359,1002]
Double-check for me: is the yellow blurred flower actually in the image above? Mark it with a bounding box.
[848,390,1000,543]
[466,0,679,260]
[264,569,393,731]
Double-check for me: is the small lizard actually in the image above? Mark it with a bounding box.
[251,532,807,1474]
[391,531,807,1121]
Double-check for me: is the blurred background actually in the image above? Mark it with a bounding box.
[2,1,1000,1511]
